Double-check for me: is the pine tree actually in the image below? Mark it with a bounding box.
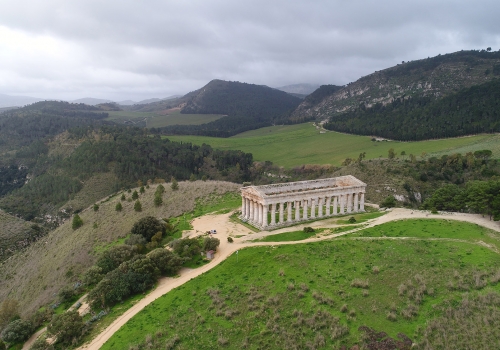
[154,193,163,207]
[134,200,142,212]
[171,177,179,191]
[121,193,126,201]
[132,190,139,200]
[115,202,123,211]
[72,214,83,230]
[140,186,145,194]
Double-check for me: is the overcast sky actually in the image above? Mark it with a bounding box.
[1,0,499,101]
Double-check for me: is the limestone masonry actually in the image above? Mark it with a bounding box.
[240,175,367,229]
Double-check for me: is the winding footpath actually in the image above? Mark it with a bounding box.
[69,208,499,349]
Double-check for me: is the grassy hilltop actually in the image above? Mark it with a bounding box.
[102,219,500,349]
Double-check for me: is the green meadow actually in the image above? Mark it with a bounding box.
[101,219,500,349]
[166,123,500,167]
[106,110,224,128]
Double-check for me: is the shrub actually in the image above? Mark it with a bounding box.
[381,195,396,208]
[139,186,145,194]
[351,278,369,289]
[0,319,33,344]
[121,193,126,201]
[131,216,167,242]
[125,234,147,247]
[134,200,142,212]
[154,193,163,206]
[203,237,220,251]
[96,245,137,274]
[169,238,202,258]
[189,174,196,182]
[115,202,123,211]
[82,266,104,286]
[72,214,83,230]
[372,266,380,274]
[93,204,99,212]
[171,177,179,191]
[348,217,356,223]
[303,227,314,233]
[431,207,438,214]
[386,311,397,322]
[47,310,84,345]
[227,237,233,243]
[148,248,184,276]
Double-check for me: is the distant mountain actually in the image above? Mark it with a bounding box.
[291,50,500,140]
[116,100,136,106]
[161,79,302,137]
[71,97,114,105]
[276,83,320,95]
[0,93,43,108]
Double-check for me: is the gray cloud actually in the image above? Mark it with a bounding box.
[1,0,499,101]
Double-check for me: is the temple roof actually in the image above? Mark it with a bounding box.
[241,175,366,199]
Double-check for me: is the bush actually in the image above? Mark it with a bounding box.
[381,195,396,208]
[93,204,99,212]
[303,227,314,233]
[72,214,83,230]
[203,237,220,251]
[47,310,83,345]
[115,202,123,211]
[0,319,33,344]
[121,193,126,201]
[82,266,104,286]
[125,234,147,247]
[227,237,233,243]
[134,200,142,212]
[148,248,184,276]
[96,245,137,274]
[131,216,167,242]
[58,285,76,303]
[169,238,202,258]
[348,216,356,223]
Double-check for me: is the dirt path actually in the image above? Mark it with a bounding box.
[78,208,500,349]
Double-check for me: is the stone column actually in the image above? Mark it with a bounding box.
[339,195,345,214]
[250,201,255,221]
[354,192,359,212]
[279,202,284,223]
[360,193,365,211]
[318,197,323,217]
[262,204,268,227]
[295,200,300,221]
[333,196,338,215]
[271,203,276,225]
[247,198,251,218]
[241,196,246,219]
[347,193,352,213]
[256,203,261,224]
[310,198,316,219]
[325,197,331,216]
[302,199,308,220]
[287,201,293,222]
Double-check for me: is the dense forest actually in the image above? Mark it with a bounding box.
[0,101,108,149]
[0,126,253,220]
[159,80,301,137]
[324,79,500,140]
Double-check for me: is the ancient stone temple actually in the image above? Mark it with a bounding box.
[240,175,366,229]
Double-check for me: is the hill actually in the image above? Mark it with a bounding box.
[0,93,43,108]
[291,50,500,139]
[0,125,253,220]
[159,79,302,137]
[0,180,240,317]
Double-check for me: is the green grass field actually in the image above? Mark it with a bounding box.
[102,219,500,349]
[166,123,500,167]
[106,110,224,128]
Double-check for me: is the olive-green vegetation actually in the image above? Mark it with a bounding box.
[106,110,224,128]
[166,123,500,168]
[160,79,302,137]
[422,180,500,220]
[0,181,240,318]
[292,50,500,130]
[0,210,46,262]
[102,219,500,350]
[0,125,252,220]
[324,79,500,141]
